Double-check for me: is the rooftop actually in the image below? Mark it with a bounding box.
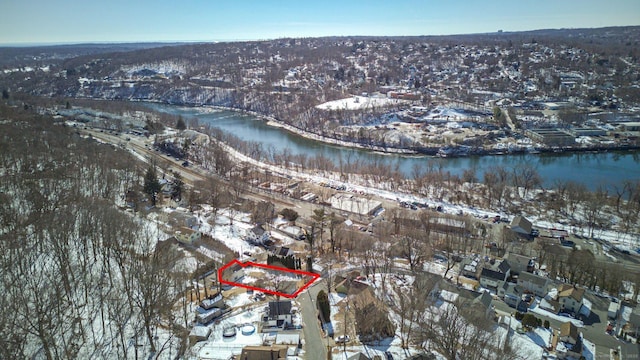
[558,284,585,302]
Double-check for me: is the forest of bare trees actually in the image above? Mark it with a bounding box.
[0,103,189,359]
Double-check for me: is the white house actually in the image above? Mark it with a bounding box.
[247,224,270,245]
[479,259,511,289]
[517,271,552,298]
[200,292,224,310]
[265,301,293,329]
[196,306,222,324]
[557,284,585,314]
[175,227,201,245]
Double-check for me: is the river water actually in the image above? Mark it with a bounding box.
[147,103,640,190]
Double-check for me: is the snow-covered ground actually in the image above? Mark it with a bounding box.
[421,106,476,120]
[316,96,407,111]
[530,300,584,327]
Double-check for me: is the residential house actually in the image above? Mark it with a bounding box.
[540,296,560,314]
[222,263,245,283]
[239,345,289,360]
[188,325,211,342]
[473,291,495,319]
[247,224,270,245]
[624,308,640,339]
[498,281,523,308]
[168,210,199,229]
[200,292,224,310]
[518,271,552,298]
[415,272,443,303]
[510,216,533,236]
[347,353,371,360]
[274,332,301,347]
[278,224,305,240]
[557,284,585,314]
[196,306,222,324]
[559,321,579,345]
[334,276,370,295]
[556,322,582,359]
[276,246,294,257]
[505,253,535,274]
[457,288,495,320]
[175,227,201,245]
[265,301,293,328]
[459,256,481,279]
[479,259,511,289]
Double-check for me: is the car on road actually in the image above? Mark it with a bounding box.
[606,323,614,334]
[335,335,350,343]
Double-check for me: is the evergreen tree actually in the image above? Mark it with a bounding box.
[144,166,161,206]
[176,116,186,130]
[306,255,313,273]
[2,89,9,100]
[280,208,299,223]
[171,172,183,201]
[317,290,331,322]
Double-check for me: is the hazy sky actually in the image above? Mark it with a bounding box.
[1,0,639,45]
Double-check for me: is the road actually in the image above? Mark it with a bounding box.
[300,279,329,360]
[82,128,302,208]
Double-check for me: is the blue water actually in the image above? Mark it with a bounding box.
[147,103,640,190]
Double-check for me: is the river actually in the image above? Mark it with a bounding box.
[146,103,640,190]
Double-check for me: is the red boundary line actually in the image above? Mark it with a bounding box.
[217,259,320,298]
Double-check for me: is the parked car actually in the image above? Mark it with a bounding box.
[606,323,614,334]
[335,335,350,343]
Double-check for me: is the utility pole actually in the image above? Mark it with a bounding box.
[328,264,332,294]
[344,298,349,354]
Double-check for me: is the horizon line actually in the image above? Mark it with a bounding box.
[2,24,639,48]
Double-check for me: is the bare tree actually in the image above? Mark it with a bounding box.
[417,298,524,360]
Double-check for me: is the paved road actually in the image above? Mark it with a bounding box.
[300,280,329,360]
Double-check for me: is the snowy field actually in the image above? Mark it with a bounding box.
[421,106,475,120]
[316,96,408,111]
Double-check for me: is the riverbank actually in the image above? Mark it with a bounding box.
[202,104,421,155]
[170,103,640,159]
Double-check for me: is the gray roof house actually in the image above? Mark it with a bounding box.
[499,281,523,308]
[510,216,533,235]
[266,301,293,328]
[460,256,481,279]
[479,259,511,289]
[517,271,552,298]
[505,252,535,274]
[247,224,270,245]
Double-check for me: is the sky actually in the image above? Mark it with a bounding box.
[1,0,639,45]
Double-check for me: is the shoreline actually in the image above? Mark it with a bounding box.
[147,101,640,158]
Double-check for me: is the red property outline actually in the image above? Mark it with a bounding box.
[218,259,320,299]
